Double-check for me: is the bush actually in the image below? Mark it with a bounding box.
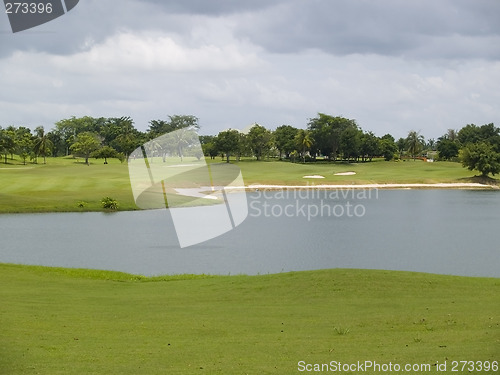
[76,201,87,208]
[101,197,119,210]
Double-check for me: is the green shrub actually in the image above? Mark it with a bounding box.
[76,201,87,208]
[101,197,119,210]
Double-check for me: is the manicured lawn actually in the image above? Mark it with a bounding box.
[227,158,482,185]
[0,157,137,212]
[0,156,497,213]
[0,265,498,374]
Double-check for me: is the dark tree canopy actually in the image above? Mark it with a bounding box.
[460,142,500,177]
[215,129,241,163]
[437,139,459,160]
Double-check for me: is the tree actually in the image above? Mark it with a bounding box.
[91,145,118,164]
[235,132,250,161]
[396,138,407,158]
[4,126,18,161]
[47,130,66,157]
[70,132,101,165]
[200,136,218,159]
[427,138,436,151]
[215,129,241,163]
[110,117,142,159]
[55,116,106,155]
[0,127,16,164]
[15,127,34,165]
[339,125,361,161]
[168,115,199,131]
[294,129,313,162]
[478,123,500,142]
[273,125,299,159]
[307,114,355,160]
[144,138,163,162]
[406,130,425,160]
[33,126,53,164]
[446,129,458,142]
[457,124,481,146]
[437,139,459,160]
[460,142,500,177]
[359,131,379,162]
[379,134,397,161]
[202,142,218,159]
[166,127,198,161]
[148,115,199,138]
[247,124,273,161]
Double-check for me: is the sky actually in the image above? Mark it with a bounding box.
[1,0,500,140]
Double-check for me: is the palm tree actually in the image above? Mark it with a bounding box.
[295,129,313,162]
[112,117,140,159]
[33,126,53,164]
[144,139,162,163]
[406,130,424,160]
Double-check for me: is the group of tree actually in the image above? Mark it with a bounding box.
[1,112,499,176]
[436,123,500,176]
[204,114,400,164]
[0,125,54,165]
[0,115,200,165]
[203,114,499,177]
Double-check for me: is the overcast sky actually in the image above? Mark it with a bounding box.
[1,0,500,139]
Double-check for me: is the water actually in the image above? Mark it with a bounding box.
[0,189,498,277]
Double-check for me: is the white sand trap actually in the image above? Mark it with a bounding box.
[335,172,356,176]
[303,175,325,179]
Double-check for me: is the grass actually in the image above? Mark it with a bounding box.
[0,157,137,213]
[0,155,498,213]
[0,264,498,374]
[223,157,496,185]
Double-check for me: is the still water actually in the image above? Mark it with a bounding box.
[0,189,499,277]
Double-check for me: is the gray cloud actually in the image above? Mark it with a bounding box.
[1,0,500,139]
[3,0,499,59]
[233,0,500,59]
[142,0,283,15]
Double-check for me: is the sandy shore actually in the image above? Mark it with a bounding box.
[226,182,499,190]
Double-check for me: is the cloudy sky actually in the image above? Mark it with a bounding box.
[1,0,499,139]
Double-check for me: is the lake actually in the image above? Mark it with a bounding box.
[0,189,499,277]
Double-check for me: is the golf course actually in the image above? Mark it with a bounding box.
[0,157,499,374]
[0,155,498,213]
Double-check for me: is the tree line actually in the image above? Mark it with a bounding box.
[1,113,499,176]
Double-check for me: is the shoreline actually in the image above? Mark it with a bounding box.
[230,182,499,191]
[0,182,497,215]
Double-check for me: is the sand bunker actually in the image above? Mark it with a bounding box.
[303,175,325,179]
[334,172,356,176]
[242,183,494,190]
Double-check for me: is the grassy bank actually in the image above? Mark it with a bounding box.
[0,264,498,374]
[0,156,498,213]
[0,157,137,213]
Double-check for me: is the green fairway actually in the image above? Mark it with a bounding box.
[0,156,498,213]
[0,264,498,374]
[0,157,137,212]
[227,158,490,185]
